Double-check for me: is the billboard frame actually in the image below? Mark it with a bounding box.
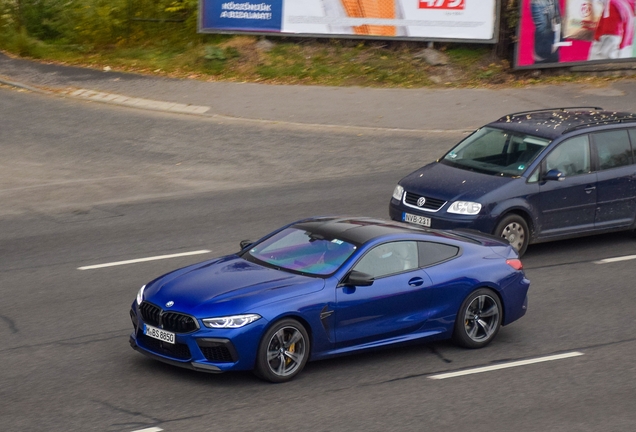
[198,0,501,44]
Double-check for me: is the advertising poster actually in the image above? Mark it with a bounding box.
[199,0,498,42]
[516,0,636,68]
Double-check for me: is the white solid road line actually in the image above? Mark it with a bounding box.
[131,428,163,432]
[77,250,211,270]
[428,352,584,380]
[595,254,636,264]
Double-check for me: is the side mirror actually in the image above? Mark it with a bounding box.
[344,270,374,287]
[239,239,253,250]
[543,169,565,182]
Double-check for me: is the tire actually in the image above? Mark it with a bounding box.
[452,288,503,349]
[494,214,529,257]
[254,319,310,383]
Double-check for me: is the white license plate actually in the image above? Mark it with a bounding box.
[403,212,431,227]
[144,324,175,344]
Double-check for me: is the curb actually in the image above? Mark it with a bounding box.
[0,76,52,94]
[67,89,211,115]
[1,76,471,134]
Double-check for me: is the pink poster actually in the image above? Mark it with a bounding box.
[516,0,636,68]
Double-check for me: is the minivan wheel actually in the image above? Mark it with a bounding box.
[495,214,529,257]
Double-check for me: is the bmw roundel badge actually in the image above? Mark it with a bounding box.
[165,301,174,308]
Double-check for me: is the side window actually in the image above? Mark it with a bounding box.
[353,241,418,279]
[591,130,632,170]
[629,129,636,160]
[545,135,590,176]
[418,242,459,267]
[527,167,540,183]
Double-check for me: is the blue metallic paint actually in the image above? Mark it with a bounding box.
[130,217,529,376]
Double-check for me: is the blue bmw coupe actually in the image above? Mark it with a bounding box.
[130,217,530,382]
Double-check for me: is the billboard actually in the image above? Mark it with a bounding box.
[516,0,636,68]
[199,0,499,43]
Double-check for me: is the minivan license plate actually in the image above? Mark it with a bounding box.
[403,212,431,227]
[144,324,175,344]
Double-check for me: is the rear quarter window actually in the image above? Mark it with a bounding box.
[591,129,633,170]
[418,242,459,267]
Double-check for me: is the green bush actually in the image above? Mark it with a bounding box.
[0,0,198,49]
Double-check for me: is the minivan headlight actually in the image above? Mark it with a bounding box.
[447,201,482,215]
[392,185,404,200]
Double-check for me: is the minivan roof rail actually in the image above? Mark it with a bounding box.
[563,117,636,134]
[499,107,604,119]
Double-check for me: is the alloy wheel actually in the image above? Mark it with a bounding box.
[463,294,500,343]
[265,326,307,377]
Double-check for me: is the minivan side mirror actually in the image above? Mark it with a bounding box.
[239,239,254,250]
[343,270,374,287]
[544,169,565,182]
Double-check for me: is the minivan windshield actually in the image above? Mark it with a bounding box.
[440,127,551,176]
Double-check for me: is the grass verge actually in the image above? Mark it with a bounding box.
[0,32,632,88]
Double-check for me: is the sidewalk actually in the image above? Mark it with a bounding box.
[2,52,636,131]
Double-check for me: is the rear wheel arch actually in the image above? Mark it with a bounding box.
[470,284,505,324]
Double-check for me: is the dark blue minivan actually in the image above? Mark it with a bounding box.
[389,107,636,256]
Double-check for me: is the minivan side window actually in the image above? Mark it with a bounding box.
[545,135,590,176]
[628,129,636,162]
[591,129,633,170]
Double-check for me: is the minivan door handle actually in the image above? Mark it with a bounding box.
[585,186,596,193]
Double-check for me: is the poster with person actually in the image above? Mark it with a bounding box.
[516,0,636,67]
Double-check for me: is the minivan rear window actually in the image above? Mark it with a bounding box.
[441,127,551,176]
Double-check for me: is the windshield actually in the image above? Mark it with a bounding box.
[245,227,358,276]
[440,127,551,176]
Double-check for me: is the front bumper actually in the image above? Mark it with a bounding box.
[129,335,224,373]
[389,198,498,234]
[129,303,266,373]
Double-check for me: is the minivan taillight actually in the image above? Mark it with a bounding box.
[506,259,523,270]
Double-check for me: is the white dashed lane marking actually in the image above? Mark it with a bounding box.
[595,255,636,264]
[428,352,584,380]
[77,250,211,270]
[131,428,163,432]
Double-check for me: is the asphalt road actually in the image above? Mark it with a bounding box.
[1,86,636,432]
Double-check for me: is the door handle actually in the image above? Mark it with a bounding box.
[585,186,596,193]
[408,277,424,287]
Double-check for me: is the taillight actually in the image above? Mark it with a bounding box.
[506,259,523,270]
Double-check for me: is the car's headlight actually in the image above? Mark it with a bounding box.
[392,185,404,200]
[203,314,261,329]
[447,201,482,215]
[136,285,146,305]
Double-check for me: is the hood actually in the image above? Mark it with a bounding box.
[144,255,325,316]
[400,162,514,202]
